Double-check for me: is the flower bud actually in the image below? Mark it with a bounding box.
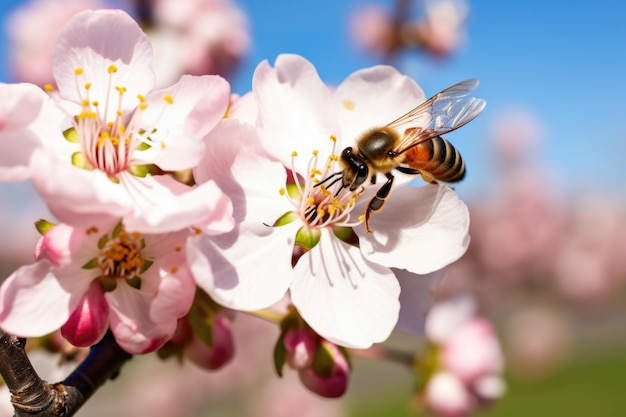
[61,281,109,347]
[185,314,235,370]
[282,326,317,369]
[298,340,350,398]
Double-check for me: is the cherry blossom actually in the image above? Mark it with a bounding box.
[188,54,471,349]
[420,296,505,417]
[17,9,233,234]
[0,219,195,354]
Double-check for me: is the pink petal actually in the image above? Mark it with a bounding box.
[148,256,196,323]
[0,83,61,181]
[0,262,89,337]
[425,295,475,343]
[442,318,505,383]
[425,372,473,417]
[122,174,233,234]
[35,223,87,268]
[107,284,176,354]
[30,148,131,228]
[290,230,400,348]
[138,75,230,171]
[358,184,470,274]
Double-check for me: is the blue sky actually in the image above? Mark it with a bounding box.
[1,0,625,200]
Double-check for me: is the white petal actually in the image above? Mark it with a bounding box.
[359,184,470,274]
[394,268,444,337]
[52,10,154,111]
[334,65,426,143]
[291,230,400,348]
[195,119,293,225]
[187,221,297,311]
[252,55,339,172]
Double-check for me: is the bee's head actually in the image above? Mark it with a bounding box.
[340,147,369,190]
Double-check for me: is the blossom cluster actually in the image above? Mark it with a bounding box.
[0,7,494,411]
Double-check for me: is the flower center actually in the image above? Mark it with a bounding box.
[98,229,147,280]
[279,136,364,230]
[60,65,173,178]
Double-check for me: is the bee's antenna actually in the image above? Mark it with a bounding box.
[314,171,343,188]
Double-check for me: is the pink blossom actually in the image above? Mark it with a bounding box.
[421,296,505,416]
[7,9,234,235]
[149,0,251,84]
[188,55,474,349]
[348,5,395,54]
[414,0,468,57]
[0,219,195,354]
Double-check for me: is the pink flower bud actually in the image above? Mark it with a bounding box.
[61,281,109,347]
[283,327,317,369]
[185,314,235,370]
[298,340,350,398]
[35,223,84,268]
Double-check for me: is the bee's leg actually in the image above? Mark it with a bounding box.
[396,166,421,175]
[396,166,438,184]
[365,173,394,233]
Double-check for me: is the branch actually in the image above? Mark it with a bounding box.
[0,331,132,417]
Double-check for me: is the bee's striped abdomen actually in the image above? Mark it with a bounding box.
[402,136,466,183]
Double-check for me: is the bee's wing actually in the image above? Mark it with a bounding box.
[389,79,486,155]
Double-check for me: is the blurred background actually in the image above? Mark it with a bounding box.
[0,0,625,416]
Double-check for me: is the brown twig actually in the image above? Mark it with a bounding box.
[0,331,132,416]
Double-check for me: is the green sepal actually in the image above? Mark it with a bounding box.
[312,341,336,378]
[273,336,287,377]
[285,183,303,199]
[139,259,153,274]
[273,211,298,227]
[63,127,79,143]
[333,226,359,247]
[71,152,93,170]
[98,276,118,292]
[81,258,100,270]
[295,226,321,251]
[135,140,152,151]
[125,276,142,290]
[34,219,56,236]
[188,303,214,347]
[97,234,109,250]
[111,222,124,238]
[273,307,305,377]
[128,164,151,177]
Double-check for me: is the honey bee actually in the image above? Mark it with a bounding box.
[321,79,485,233]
